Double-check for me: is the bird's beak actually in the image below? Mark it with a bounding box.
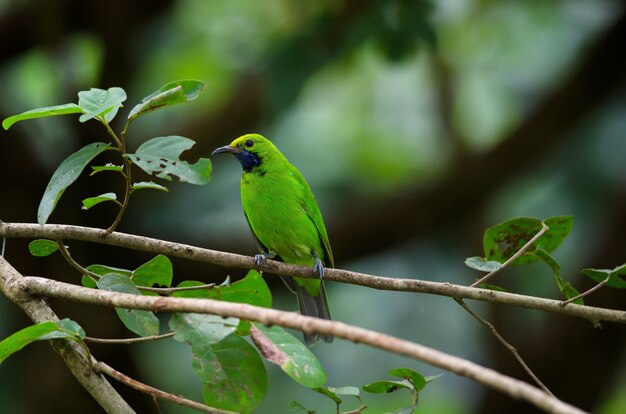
[211,145,240,156]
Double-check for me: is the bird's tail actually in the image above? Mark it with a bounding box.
[283,276,333,345]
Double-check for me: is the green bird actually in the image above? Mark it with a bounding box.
[212,133,333,344]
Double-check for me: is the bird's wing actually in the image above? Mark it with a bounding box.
[243,208,270,254]
[297,180,334,268]
[306,204,334,268]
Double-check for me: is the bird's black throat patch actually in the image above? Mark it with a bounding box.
[235,150,261,172]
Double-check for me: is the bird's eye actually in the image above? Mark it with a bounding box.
[245,139,254,148]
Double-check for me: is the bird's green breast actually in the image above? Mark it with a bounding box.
[241,167,326,269]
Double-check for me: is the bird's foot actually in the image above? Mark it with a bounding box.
[313,253,325,280]
[254,253,276,269]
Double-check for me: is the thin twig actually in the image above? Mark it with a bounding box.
[14,270,588,414]
[560,274,611,306]
[455,298,554,397]
[2,223,621,325]
[85,332,176,344]
[471,222,549,288]
[106,157,132,234]
[56,240,100,283]
[55,240,213,295]
[94,360,235,414]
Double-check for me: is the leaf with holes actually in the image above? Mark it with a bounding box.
[128,80,206,121]
[38,142,110,224]
[96,274,160,336]
[78,87,127,123]
[483,216,572,266]
[125,136,211,185]
[252,324,326,388]
[2,103,84,130]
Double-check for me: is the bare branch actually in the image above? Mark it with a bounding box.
[94,360,236,414]
[1,223,624,325]
[7,268,586,414]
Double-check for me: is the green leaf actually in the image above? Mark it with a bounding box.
[0,322,58,364]
[38,142,110,224]
[82,192,118,210]
[133,255,172,288]
[315,387,343,404]
[174,270,271,308]
[96,273,160,336]
[483,216,573,266]
[535,216,574,252]
[389,367,427,391]
[128,80,206,121]
[2,103,83,130]
[78,87,127,123]
[90,164,124,176]
[199,334,267,414]
[252,324,326,388]
[534,249,583,304]
[131,181,168,192]
[87,264,132,278]
[82,264,132,289]
[464,256,502,272]
[40,319,86,340]
[362,379,412,394]
[582,264,626,289]
[328,386,361,397]
[125,136,211,185]
[170,313,239,346]
[28,239,60,257]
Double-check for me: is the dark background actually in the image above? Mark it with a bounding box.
[1,1,625,413]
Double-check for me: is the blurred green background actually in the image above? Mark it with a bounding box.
[1,0,626,413]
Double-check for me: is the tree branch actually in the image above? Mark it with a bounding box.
[2,266,585,414]
[1,222,624,325]
[0,257,135,414]
[94,360,236,414]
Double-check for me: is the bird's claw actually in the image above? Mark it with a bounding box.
[255,253,276,269]
[313,254,325,280]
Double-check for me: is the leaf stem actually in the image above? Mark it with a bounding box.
[85,332,175,344]
[105,157,132,234]
[471,222,549,288]
[560,274,611,307]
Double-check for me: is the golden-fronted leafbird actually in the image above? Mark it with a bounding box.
[212,133,333,344]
